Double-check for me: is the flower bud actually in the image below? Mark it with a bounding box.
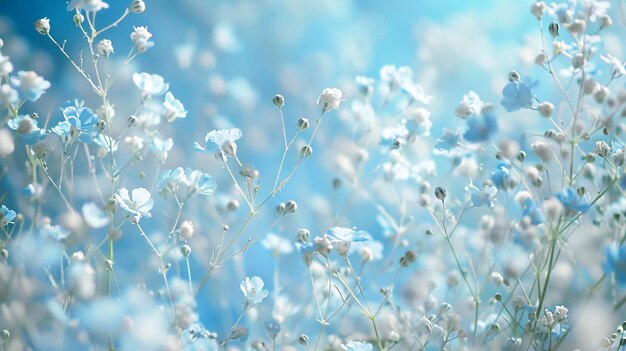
[297,228,310,243]
[508,70,520,82]
[298,118,310,130]
[400,250,417,267]
[130,0,146,13]
[301,145,313,157]
[272,94,285,108]
[34,18,50,35]
[73,13,84,26]
[1,329,9,341]
[222,141,238,157]
[276,203,286,214]
[181,245,191,257]
[227,200,240,211]
[548,21,560,37]
[530,1,545,19]
[128,115,138,127]
[97,39,114,57]
[538,102,553,117]
[434,187,447,201]
[0,248,8,260]
[517,151,526,162]
[284,200,297,214]
[180,220,194,240]
[97,119,106,131]
[298,334,309,345]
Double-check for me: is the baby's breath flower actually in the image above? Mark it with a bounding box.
[130,0,145,13]
[131,26,154,53]
[97,39,114,57]
[34,18,50,35]
[317,88,342,112]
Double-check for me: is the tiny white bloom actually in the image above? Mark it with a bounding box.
[317,88,342,112]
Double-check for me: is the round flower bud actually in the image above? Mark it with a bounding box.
[434,187,447,201]
[297,118,310,131]
[600,14,612,29]
[222,141,238,157]
[179,220,194,240]
[530,1,545,19]
[73,13,84,26]
[130,0,146,13]
[34,18,50,35]
[227,200,240,211]
[181,245,191,257]
[400,250,417,267]
[97,119,106,131]
[128,115,138,127]
[276,203,286,214]
[508,70,521,82]
[298,334,309,345]
[548,21,560,37]
[361,247,374,262]
[97,39,114,57]
[297,228,310,243]
[301,145,313,157]
[538,102,554,117]
[0,248,8,260]
[517,151,526,162]
[1,329,9,341]
[272,94,285,108]
[284,200,297,214]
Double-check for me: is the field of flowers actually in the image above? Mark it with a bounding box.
[1,0,626,350]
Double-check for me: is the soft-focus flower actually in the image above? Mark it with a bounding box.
[466,182,498,208]
[501,79,536,112]
[434,128,462,156]
[601,54,626,77]
[149,137,173,163]
[490,161,511,189]
[326,227,369,256]
[317,88,342,112]
[522,198,543,225]
[10,71,51,102]
[183,168,217,196]
[34,18,50,35]
[604,244,626,285]
[82,203,109,228]
[162,92,187,122]
[114,187,154,222]
[41,224,70,241]
[555,187,591,213]
[405,107,432,137]
[0,205,16,227]
[124,135,144,152]
[455,91,487,118]
[342,341,373,351]
[7,114,48,145]
[194,128,242,153]
[132,72,169,96]
[157,167,185,196]
[94,133,118,155]
[131,26,154,53]
[67,0,109,12]
[0,128,15,156]
[97,39,114,57]
[0,54,14,76]
[463,110,498,143]
[240,276,269,305]
[52,100,100,144]
[0,84,18,105]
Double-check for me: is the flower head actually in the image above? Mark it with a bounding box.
[604,244,626,285]
[555,187,591,213]
[34,18,50,35]
[132,73,169,96]
[162,92,187,122]
[194,128,242,153]
[501,79,537,112]
[0,205,16,227]
[7,114,48,145]
[149,137,173,163]
[240,276,269,305]
[466,181,498,208]
[10,70,50,102]
[317,88,342,112]
[0,84,18,106]
[455,91,488,118]
[52,100,100,144]
[130,26,154,53]
[97,39,114,57]
[183,168,217,196]
[67,0,109,12]
[114,187,154,223]
[157,167,185,196]
[490,161,511,190]
[463,110,498,143]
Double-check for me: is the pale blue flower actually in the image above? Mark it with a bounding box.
[67,0,109,12]
[434,128,461,156]
[604,244,626,286]
[184,167,217,196]
[82,202,109,229]
[463,110,498,143]
[0,205,16,226]
[150,137,173,163]
[556,187,591,213]
[265,319,281,339]
[132,72,169,96]
[342,341,374,351]
[490,161,511,190]
[10,70,50,102]
[182,324,218,351]
[240,276,269,305]
[94,133,118,154]
[466,182,498,208]
[194,127,242,153]
[114,187,154,222]
[163,91,187,122]
[41,224,70,241]
[522,198,543,225]
[501,79,537,112]
[52,100,100,144]
[157,167,185,196]
[7,114,48,145]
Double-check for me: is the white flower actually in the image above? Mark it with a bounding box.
[194,128,242,153]
[114,187,154,223]
[124,135,144,152]
[162,92,187,122]
[34,18,50,35]
[240,276,269,305]
[531,140,552,162]
[97,39,114,57]
[538,102,554,117]
[67,0,109,12]
[317,88,342,112]
[133,72,169,96]
[455,91,487,118]
[179,220,194,240]
[594,140,610,157]
[0,84,18,105]
[0,128,15,157]
[530,1,546,19]
[0,55,14,76]
[491,272,504,285]
[131,26,154,53]
[554,305,568,322]
[82,203,109,229]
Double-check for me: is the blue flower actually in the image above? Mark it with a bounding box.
[150,137,173,163]
[10,70,50,102]
[7,114,48,145]
[132,72,169,96]
[0,205,16,226]
[466,182,498,208]
[521,198,543,225]
[240,276,269,305]
[163,92,187,122]
[41,224,71,241]
[194,128,242,153]
[463,110,498,143]
[52,100,100,144]
[555,187,591,213]
[434,128,461,156]
[181,324,218,351]
[603,244,626,286]
[343,341,374,351]
[114,187,154,223]
[490,161,511,190]
[184,168,217,197]
[501,79,537,112]
[157,167,185,196]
